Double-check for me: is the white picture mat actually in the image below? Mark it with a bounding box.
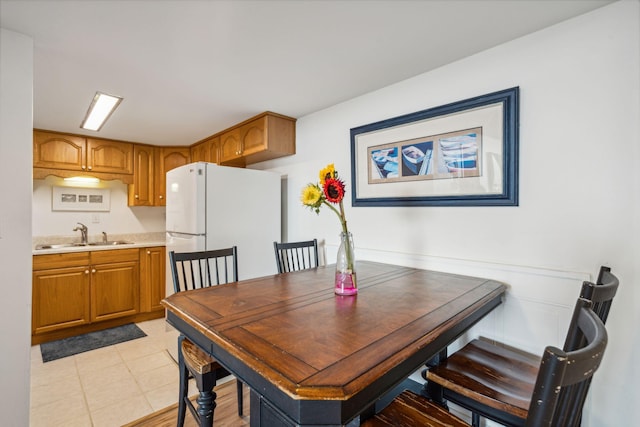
[355,103,504,199]
[52,186,111,211]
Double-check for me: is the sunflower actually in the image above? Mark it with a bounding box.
[319,163,336,186]
[302,163,349,233]
[323,178,345,203]
[301,183,323,209]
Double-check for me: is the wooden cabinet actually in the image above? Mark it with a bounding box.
[154,147,190,206]
[129,145,190,207]
[218,112,295,167]
[33,131,86,171]
[32,252,91,336]
[33,130,134,182]
[190,140,209,163]
[139,246,165,313]
[89,249,139,322]
[31,247,164,345]
[86,138,134,174]
[219,127,243,165]
[191,135,220,164]
[128,144,155,206]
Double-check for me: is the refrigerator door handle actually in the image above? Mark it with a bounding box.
[167,231,206,238]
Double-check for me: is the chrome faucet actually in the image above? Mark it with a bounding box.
[102,231,108,243]
[73,222,88,244]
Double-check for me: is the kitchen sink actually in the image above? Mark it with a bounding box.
[35,243,87,250]
[35,241,133,250]
[88,241,133,246]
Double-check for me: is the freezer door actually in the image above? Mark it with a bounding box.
[166,162,207,234]
[165,232,206,297]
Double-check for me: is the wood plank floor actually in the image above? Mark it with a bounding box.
[123,380,249,427]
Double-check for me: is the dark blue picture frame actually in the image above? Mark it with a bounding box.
[350,87,519,207]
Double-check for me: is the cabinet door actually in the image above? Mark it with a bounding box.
[32,266,91,335]
[219,128,243,165]
[208,136,220,164]
[190,141,210,163]
[240,115,267,156]
[155,147,190,206]
[33,130,86,171]
[140,247,166,313]
[91,260,139,322]
[129,144,155,206]
[86,138,134,174]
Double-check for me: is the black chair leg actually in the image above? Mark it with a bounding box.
[195,390,216,427]
[177,336,189,427]
[237,380,243,416]
[472,412,481,427]
[192,365,217,427]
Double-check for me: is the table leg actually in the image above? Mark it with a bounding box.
[421,348,448,409]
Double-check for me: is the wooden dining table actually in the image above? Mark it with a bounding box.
[162,261,507,427]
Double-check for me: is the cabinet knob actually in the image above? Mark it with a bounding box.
[81,165,86,170]
[147,251,151,255]
[159,195,164,199]
[87,166,92,171]
[135,195,139,199]
[85,269,89,274]
[91,268,96,273]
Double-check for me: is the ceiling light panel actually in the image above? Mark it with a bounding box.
[80,91,123,131]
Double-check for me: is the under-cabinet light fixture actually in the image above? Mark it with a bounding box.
[80,91,123,131]
[64,176,100,184]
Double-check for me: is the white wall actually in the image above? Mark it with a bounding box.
[255,1,639,425]
[32,177,166,239]
[0,28,33,425]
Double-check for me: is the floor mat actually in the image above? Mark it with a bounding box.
[40,323,147,362]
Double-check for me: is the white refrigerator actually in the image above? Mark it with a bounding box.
[164,162,281,360]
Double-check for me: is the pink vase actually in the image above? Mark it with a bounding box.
[335,232,357,295]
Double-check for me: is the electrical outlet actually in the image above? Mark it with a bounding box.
[91,213,100,224]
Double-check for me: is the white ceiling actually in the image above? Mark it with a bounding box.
[1,0,613,146]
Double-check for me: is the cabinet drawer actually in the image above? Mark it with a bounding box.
[91,248,139,264]
[33,252,90,270]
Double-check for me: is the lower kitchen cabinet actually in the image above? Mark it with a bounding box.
[89,249,139,322]
[32,246,165,345]
[32,263,91,335]
[139,246,165,313]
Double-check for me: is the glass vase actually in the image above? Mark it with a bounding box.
[335,231,357,295]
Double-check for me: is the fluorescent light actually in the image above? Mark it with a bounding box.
[64,176,100,184]
[80,91,123,131]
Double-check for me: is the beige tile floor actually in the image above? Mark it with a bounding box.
[30,318,198,427]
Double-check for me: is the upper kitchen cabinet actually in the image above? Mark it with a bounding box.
[86,138,134,174]
[128,145,191,207]
[33,130,134,183]
[218,112,296,167]
[191,135,220,164]
[154,146,190,206]
[128,144,155,206]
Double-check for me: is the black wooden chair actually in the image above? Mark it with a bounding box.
[274,239,319,273]
[362,298,609,427]
[423,266,618,427]
[169,248,244,427]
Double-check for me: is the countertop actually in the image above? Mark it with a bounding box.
[32,232,166,255]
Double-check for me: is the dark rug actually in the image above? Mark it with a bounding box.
[40,323,147,362]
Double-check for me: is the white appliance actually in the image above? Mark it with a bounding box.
[164,162,281,360]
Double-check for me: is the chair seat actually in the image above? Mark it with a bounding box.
[362,390,468,427]
[426,339,539,420]
[181,338,222,375]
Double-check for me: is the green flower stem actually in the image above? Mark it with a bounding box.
[323,200,354,271]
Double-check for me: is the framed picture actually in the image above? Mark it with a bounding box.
[350,87,519,206]
[52,186,111,211]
